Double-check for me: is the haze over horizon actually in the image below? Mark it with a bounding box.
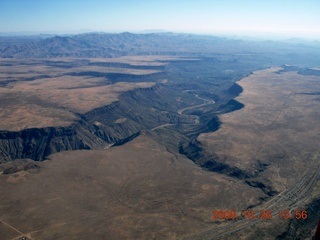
[1,0,320,40]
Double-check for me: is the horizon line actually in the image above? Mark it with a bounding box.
[0,30,319,41]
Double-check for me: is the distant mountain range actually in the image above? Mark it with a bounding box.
[0,32,319,58]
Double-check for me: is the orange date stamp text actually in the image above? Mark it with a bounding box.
[212,209,308,220]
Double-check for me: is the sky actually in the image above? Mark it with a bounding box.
[1,0,320,39]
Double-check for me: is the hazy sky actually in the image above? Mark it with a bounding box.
[1,0,320,39]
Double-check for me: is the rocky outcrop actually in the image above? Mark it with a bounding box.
[179,139,253,179]
[0,84,185,163]
[0,122,104,162]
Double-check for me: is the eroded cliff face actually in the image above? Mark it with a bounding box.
[0,74,244,164]
[0,83,196,163]
[0,122,103,162]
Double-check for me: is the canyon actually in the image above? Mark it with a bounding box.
[0,33,320,239]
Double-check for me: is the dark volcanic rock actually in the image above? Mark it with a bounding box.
[0,123,103,162]
[179,139,253,179]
